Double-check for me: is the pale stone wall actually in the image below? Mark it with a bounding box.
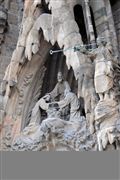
[111,0,120,57]
[90,0,119,56]
[0,0,23,86]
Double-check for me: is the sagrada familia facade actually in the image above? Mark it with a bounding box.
[0,0,120,151]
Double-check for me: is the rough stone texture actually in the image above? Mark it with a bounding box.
[12,116,97,151]
[0,0,23,86]
[0,0,120,151]
[111,0,120,58]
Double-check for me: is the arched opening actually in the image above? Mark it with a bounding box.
[110,0,119,6]
[19,40,52,130]
[20,42,78,129]
[74,4,88,44]
[40,44,78,120]
[41,44,78,96]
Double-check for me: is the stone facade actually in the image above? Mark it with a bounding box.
[111,0,120,58]
[0,0,23,84]
[0,0,120,151]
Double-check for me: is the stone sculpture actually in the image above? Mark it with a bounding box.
[12,98,96,151]
[29,94,50,125]
[80,37,120,150]
[2,0,42,95]
[12,0,98,135]
[24,0,84,79]
[49,71,70,101]
[57,88,81,121]
[1,0,120,151]
[30,87,81,125]
[29,72,70,124]
[83,37,114,102]
[77,52,98,134]
[48,71,70,119]
[2,0,86,120]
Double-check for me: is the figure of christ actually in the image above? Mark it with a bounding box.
[49,71,71,101]
[29,72,71,124]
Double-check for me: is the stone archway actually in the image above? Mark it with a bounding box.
[4,39,51,131]
[41,44,78,97]
[21,43,78,129]
[20,41,52,130]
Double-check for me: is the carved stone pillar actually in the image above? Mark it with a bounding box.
[84,0,95,45]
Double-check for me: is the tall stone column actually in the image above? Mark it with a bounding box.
[84,0,95,46]
[104,0,119,58]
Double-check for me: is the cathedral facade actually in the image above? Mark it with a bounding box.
[0,0,120,151]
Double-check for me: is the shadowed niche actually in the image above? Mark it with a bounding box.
[41,44,78,96]
[74,4,87,44]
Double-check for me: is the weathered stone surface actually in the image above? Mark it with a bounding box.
[0,0,20,87]
[12,116,97,151]
[0,0,120,151]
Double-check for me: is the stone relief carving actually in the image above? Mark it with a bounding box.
[29,72,70,124]
[89,38,114,102]
[49,72,71,101]
[77,52,98,134]
[1,0,120,151]
[32,0,83,79]
[57,88,81,121]
[75,37,120,150]
[2,0,43,103]
[1,0,82,115]
[17,73,33,116]
[22,66,46,127]
[12,99,97,151]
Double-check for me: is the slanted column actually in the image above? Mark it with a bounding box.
[84,0,95,45]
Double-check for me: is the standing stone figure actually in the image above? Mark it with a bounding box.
[78,53,98,134]
[82,37,114,102]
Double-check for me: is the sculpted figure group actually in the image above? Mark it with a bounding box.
[30,72,81,125]
[12,36,120,151]
[29,37,116,141]
[1,0,119,151]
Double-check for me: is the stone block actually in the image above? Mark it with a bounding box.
[94,7,106,20]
